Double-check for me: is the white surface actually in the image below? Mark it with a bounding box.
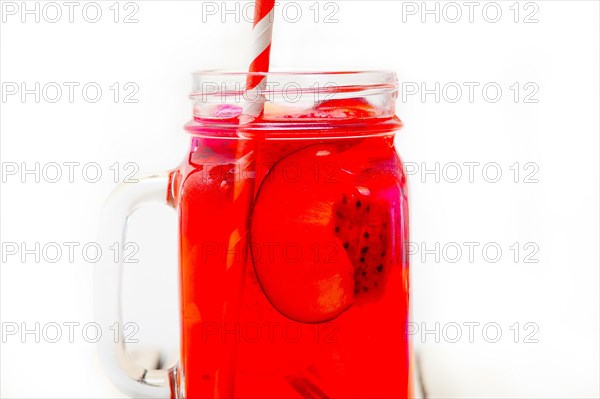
[1,1,599,397]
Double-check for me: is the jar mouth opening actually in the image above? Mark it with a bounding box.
[190,70,398,99]
[188,70,400,137]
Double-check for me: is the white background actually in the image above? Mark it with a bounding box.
[1,1,599,398]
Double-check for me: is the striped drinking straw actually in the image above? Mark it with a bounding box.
[243,0,275,120]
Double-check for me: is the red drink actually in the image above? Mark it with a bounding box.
[96,72,410,398]
[172,73,411,398]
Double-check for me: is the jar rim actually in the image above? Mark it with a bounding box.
[190,70,398,97]
[187,70,401,138]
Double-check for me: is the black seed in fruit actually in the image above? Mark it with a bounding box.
[364,232,370,239]
[362,271,367,277]
[376,264,384,273]
[361,246,369,254]
[360,257,365,263]
[343,242,350,249]
[356,201,362,208]
[335,226,340,233]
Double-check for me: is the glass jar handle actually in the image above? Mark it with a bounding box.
[95,172,178,398]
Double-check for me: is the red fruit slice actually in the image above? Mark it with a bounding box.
[250,144,355,323]
[250,139,396,322]
[333,192,392,300]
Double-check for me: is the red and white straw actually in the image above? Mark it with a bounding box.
[243,0,275,119]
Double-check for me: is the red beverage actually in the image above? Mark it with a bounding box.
[172,72,411,399]
[96,71,410,399]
